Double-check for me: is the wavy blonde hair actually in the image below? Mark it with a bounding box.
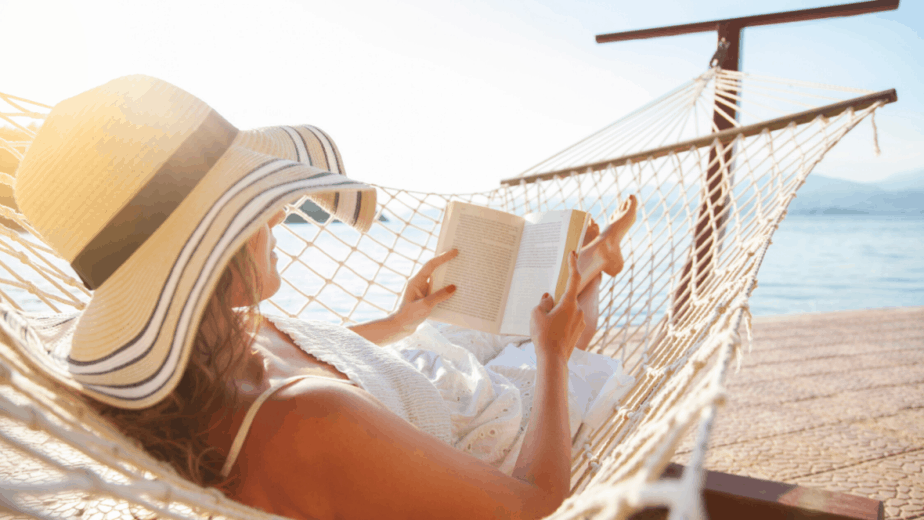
[89,243,264,491]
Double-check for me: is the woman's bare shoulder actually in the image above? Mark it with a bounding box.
[251,378,385,448]
[232,379,383,516]
[279,378,384,421]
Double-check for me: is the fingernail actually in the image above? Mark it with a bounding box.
[448,285,457,293]
[542,292,549,299]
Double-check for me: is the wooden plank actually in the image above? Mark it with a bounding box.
[595,0,899,43]
[500,89,897,187]
[630,463,883,520]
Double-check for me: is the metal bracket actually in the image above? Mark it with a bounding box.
[710,39,730,68]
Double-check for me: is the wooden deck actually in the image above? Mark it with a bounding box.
[672,306,924,519]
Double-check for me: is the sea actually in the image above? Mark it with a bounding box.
[5,214,922,321]
[746,214,924,316]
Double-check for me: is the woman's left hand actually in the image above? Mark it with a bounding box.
[349,249,458,345]
[393,249,459,333]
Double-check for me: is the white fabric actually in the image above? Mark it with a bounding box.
[488,342,636,432]
[267,315,454,444]
[389,322,526,472]
[390,321,636,474]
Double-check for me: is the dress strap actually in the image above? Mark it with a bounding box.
[220,374,356,478]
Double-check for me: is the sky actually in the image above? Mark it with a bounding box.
[2,0,921,194]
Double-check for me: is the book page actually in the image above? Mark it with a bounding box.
[499,211,573,336]
[429,201,524,334]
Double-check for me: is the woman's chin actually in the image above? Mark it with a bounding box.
[263,278,282,302]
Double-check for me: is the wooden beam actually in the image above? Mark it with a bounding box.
[672,22,741,322]
[499,88,897,186]
[629,463,884,520]
[596,0,900,43]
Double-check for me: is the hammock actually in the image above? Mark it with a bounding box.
[0,67,895,520]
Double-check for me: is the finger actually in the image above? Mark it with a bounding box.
[531,296,552,322]
[535,292,554,313]
[415,249,460,280]
[422,284,456,308]
[562,251,582,304]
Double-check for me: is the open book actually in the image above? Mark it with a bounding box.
[428,201,589,336]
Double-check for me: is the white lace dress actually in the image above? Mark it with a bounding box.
[388,321,634,474]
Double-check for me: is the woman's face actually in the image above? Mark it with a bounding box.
[232,210,286,306]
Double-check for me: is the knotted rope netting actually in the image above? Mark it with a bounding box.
[0,67,895,519]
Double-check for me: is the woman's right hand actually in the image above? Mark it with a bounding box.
[529,251,585,364]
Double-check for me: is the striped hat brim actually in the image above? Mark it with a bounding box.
[236,124,364,226]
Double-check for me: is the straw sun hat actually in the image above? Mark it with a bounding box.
[9,75,377,409]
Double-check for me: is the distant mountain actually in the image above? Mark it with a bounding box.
[788,172,924,216]
[788,176,882,213]
[858,190,924,213]
[875,169,924,191]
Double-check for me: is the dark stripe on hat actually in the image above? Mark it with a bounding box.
[284,126,311,165]
[353,191,362,226]
[71,110,239,290]
[313,126,344,174]
[305,125,339,173]
[283,128,299,161]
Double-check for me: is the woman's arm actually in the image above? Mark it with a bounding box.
[513,251,585,501]
[345,313,417,346]
[348,249,458,345]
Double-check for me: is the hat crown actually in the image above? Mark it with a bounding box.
[15,75,212,262]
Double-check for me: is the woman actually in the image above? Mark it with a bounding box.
[12,75,636,520]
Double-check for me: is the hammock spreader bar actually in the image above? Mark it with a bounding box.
[501,88,897,186]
